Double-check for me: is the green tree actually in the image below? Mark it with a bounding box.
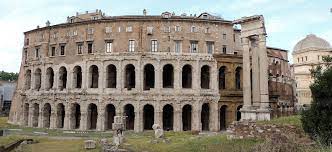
[301,56,332,146]
[0,71,19,81]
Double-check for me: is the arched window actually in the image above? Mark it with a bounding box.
[144,64,155,90]
[25,70,31,90]
[59,67,67,91]
[219,66,226,89]
[182,64,192,88]
[89,65,99,88]
[34,68,41,91]
[235,67,242,89]
[46,67,54,90]
[125,64,135,90]
[73,66,82,88]
[106,64,117,88]
[163,64,174,88]
[201,65,210,89]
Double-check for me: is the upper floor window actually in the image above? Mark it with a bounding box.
[164,26,171,33]
[118,27,122,32]
[87,28,94,34]
[35,48,40,58]
[305,56,307,61]
[223,33,227,40]
[106,41,112,53]
[50,46,56,56]
[126,26,133,32]
[60,44,66,56]
[151,40,158,52]
[105,26,112,33]
[147,27,153,35]
[190,41,198,53]
[206,41,214,54]
[174,40,182,53]
[24,49,28,62]
[191,26,197,33]
[87,42,93,54]
[129,40,135,52]
[25,38,29,46]
[222,45,227,54]
[77,43,83,55]
[234,51,238,55]
[91,16,99,20]
[205,27,210,34]
[175,26,181,32]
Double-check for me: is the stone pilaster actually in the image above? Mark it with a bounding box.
[251,39,261,107]
[210,102,219,132]
[28,104,33,127]
[80,107,87,130]
[97,106,105,131]
[63,104,71,130]
[38,107,43,128]
[50,110,56,129]
[192,102,201,131]
[173,104,182,131]
[134,107,142,132]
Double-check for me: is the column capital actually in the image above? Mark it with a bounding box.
[241,37,250,45]
[258,34,267,42]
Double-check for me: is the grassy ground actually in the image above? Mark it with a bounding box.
[257,115,302,127]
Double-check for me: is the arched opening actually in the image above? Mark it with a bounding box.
[125,64,135,90]
[42,103,51,128]
[182,64,192,88]
[56,103,65,128]
[220,105,227,130]
[23,103,29,126]
[162,104,173,131]
[219,66,226,89]
[34,68,41,91]
[236,105,243,121]
[124,104,135,130]
[143,64,155,90]
[143,104,154,130]
[59,67,67,91]
[235,67,242,89]
[105,104,116,130]
[89,65,99,88]
[201,103,210,131]
[32,103,39,127]
[182,104,192,131]
[73,66,82,88]
[163,64,174,88]
[70,103,81,129]
[201,65,210,89]
[106,64,117,88]
[87,103,98,130]
[46,68,54,90]
[25,70,31,90]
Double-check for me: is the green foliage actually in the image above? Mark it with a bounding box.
[302,56,332,146]
[0,71,18,81]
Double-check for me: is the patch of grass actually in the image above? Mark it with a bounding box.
[257,115,302,127]
[0,117,18,129]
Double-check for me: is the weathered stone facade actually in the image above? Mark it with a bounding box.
[9,10,296,132]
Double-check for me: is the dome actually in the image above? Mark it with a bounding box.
[293,34,331,53]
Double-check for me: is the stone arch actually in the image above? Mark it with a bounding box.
[70,103,81,129]
[105,104,116,130]
[125,64,135,90]
[46,67,54,90]
[143,104,154,130]
[89,65,99,88]
[34,68,42,91]
[235,67,242,89]
[23,103,29,126]
[59,66,67,91]
[56,103,65,128]
[201,65,210,89]
[87,103,98,130]
[182,64,192,88]
[124,104,135,130]
[220,105,227,130]
[106,64,117,88]
[73,66,82,88]
[201,103,210,131]
[236,105,243,121]
[163,64,174,88]
[143,64,155,90]
[32,103,39,127]
[162,104,174,131]
[219,66,226,89]
[182,104,192,131]
[25,70,32,90]
[42,103,51,128]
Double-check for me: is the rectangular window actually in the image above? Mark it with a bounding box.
[190,41,198,53]
[205,27,210,33]
[206,41,214,54]
[301,57,303,62]
[105,26,112,33]
[118,27,122,32]
[77,43,83,54]
[35,48,39,58]
[222,45,227,54]
[147,27,153,35]
[88,42,93,54]
[126,26,133,32]
[191,26,196,33]
[25,38,29,46]
[223,33,227,40]
[51,46,56,56]
[87,28,94,34]
[175,26,181,32]
[106,41,112,53]
[305,56,307,61]
[60,44,65,56]
[151,40,158,52]
[24,49,27,62]
[174,40,182,53]
[233,34,236,42]
[234,51,238,55]
[164,26,171,33]
[129,40,135,52]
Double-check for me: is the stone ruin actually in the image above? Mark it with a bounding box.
[101,115,127,152]
[150,124,170,144]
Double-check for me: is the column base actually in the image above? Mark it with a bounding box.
[256,108,271,121]
[240,107,271,121]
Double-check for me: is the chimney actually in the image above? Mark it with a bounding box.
[143,9,147,16]
[86,11,88,14]
[37,25,40,29]
[46,20,50,27]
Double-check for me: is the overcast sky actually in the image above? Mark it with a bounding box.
[0,0,331,72]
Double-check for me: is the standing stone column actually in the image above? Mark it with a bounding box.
[173,104,182,132]
[257,34,271,120]
[251,38,261,107]
[97,106,105,131]
[63,104,71,130]
[241,37,252,109]
[50,109,56,129]
[192,101,201,131]
[209,102,219,132]
[134,105,143,132]
[28,104,33,127]
[38,106,43,128]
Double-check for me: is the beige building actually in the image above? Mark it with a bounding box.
[292,34,332,106]
[8,10,296,132]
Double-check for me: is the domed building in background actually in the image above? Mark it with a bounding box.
[292,34,332,106]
